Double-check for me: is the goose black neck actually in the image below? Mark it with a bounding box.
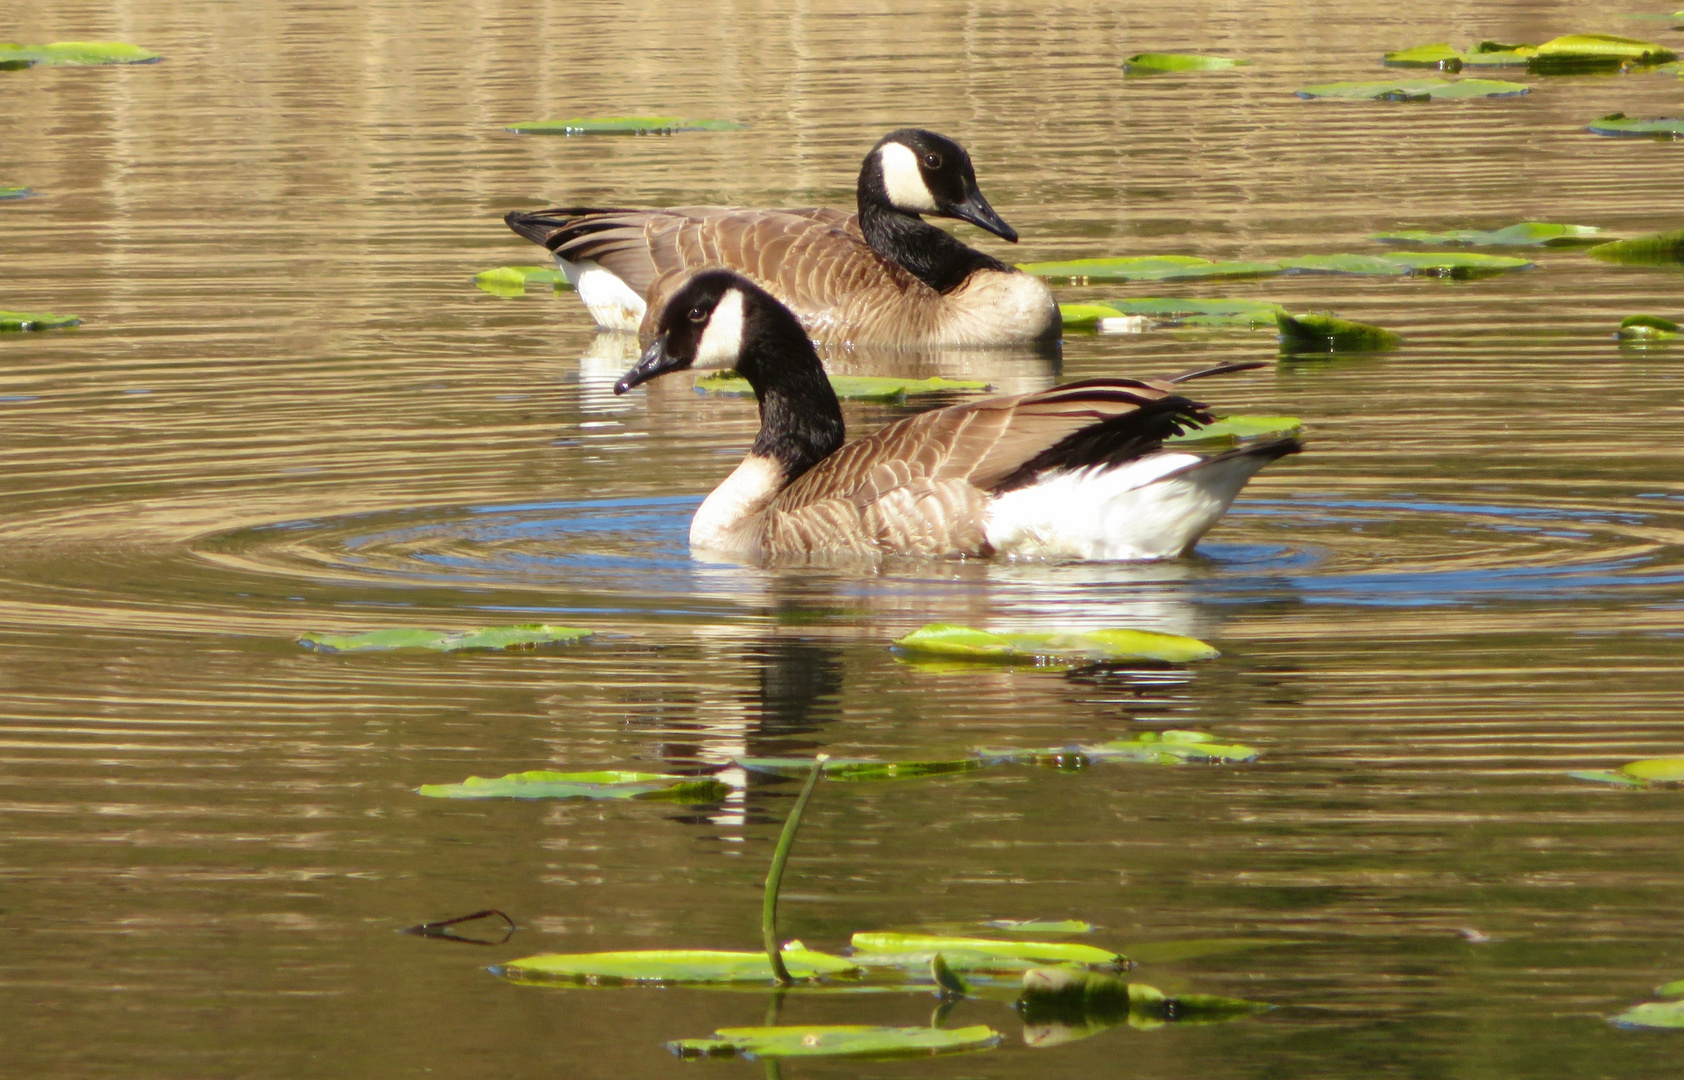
[857,197,1011,296]
[733,309,846,484]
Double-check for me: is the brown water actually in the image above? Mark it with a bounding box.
[4,1,1684,1076]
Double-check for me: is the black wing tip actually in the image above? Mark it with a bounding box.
[1167,360,1269,384]
[504,207,632,245]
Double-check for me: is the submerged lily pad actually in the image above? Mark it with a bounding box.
[1569,755,1684,788]
[850,932,1126,968]
[474,265,571,297]
[986,919,1095,934]
[982,730,1260,768]
[417,769,729,802]
[1587,229,1684,265]
[1019,255,1280,284]
[1587,113,1684,138]
[1528,34,1676,74]
[1380,251,1534,276]
[297,623,592,653]
[1018,967,1271,1029]
[1278,254,1411,275]
[1165,415,1303,444]
[735,756,983,782]
[496,947,858,985]
[0,311,79,331]
[0,41,161,67]
[0,186,30,200]
[695,373,989,401]
[670,1024,1001,1059]
[892,624,1219,666]
[1618,314,1680,339]
[1277,312,1400,352]
[1612,998,1684,1029]
[1296,77,1530,101]
[1123,53,1250,74]
[505,116,747,135]
[1372,222,1606,247]
[1098,297,1285,328]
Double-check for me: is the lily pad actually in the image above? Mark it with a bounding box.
[1297,77,1530,101]
[850,932,1126,968]
[1019,255,1281,284]
[1527,34,1676,74]
[1123,53,1249,74]
[986,919,1095,934]
[1371,222,1606,247]
[1618,315,1680,339]
[0,311,79,332]
[670,1024,1001,1059]
[735,756,984,781]
[505,116,748,135]
[297,623,593,653]
[1278,254,1411,275]
[695,373,989,401]
[891,624,1219,666]
[1018,967,1271,1027]
[1586,113,1684,138]
[474,265,571,297]
[417,769,730,802]
[1165,415,1303,445]
[1277,312,1400,352]
[1382,43,1469,69]
[0,41,161,66]
[1569,755,1684,788]
[1058,302,1131,329]
[495,947,858,985]
[1098,297,1285,328]
[982,730,1260,768]
[1587,228,1684,265]
[1658,979,1684,997]
[0,186,30,200]
[1379,251,1534,277]
[1612,998,1684,1029]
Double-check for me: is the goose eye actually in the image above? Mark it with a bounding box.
[688,305,708,323]
[922,152,943,170]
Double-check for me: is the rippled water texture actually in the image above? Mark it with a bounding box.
[4,1,1684,1077]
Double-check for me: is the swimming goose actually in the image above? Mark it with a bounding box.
[505,129,1058,349]
[612,270,1299,560]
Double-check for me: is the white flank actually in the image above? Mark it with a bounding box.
[558,257,646,332]
[690,453,785,552]
[878,142,938,213]
[984,450,1276,561]
[694,288,746,370]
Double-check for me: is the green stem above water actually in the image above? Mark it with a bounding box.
[762,753,828,985]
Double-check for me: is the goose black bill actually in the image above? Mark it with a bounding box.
[944,190,1018,243]
[613,338,685,395]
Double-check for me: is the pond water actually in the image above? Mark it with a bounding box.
[4,0,1684,1075]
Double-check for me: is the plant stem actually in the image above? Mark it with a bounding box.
[762,753,828,985]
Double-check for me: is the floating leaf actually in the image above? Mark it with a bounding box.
[1277,311,1400,352]
[1527,34,1676,75]
[1382,43,1468,69]
[695,372,989,401]
[1058,302,1130,329]
[1612,999,1684,1029]
[417,769,729,802]
[1165,415,1303,445]
[0,310,79,332]
[982,730,1259,768]
[1586,113,1684,138]
[1018,967,1271,1032]
[0,186,30,200]
[986,919,1095,934]
[1379,251,1534,277]
[474,265,571,297]
[670,1024,1001,1059]
[1019,255,1280,283]
[0,41,161,67]
[505,116,747,135]
[1371,222,1606,247]
[1587,228,1684,265]
[1658,979,1684,997]
[1278,253,1411,275]
[1123,53,1249,74]
[1098,297,1285,328]
[892,624,1219,666]
[1382,42,1541,71]
[1569,755,1684,788]
[735,756,984,782]
[1296,77,1530,101]
[496,947,858,985]
[1618,315,1681,340]
[851,932,1126,968]
[297,623,593,653]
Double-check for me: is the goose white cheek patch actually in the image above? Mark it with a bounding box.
[879,142,939,213]
[693,288,746,369]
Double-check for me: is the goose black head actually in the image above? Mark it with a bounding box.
[860,128,1018,243]
[614,270,813,395]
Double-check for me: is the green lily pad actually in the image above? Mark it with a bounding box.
[1019,255,1281,283]
[1658,979,1684,997]
[695,373,989,401]
[986,919,1095,934]
[1296,77,1530,101]
[474,265,571,297]
[0,41,161,66]
[1382,43,1468,69]
[735,756,984,782]
[1371,222,1606,247]
[1278,253,1412,275]
[1165,415,1303,445]
[1612,998,1684,1029]
[1098,297,1285,328]
[1586,113,1684,138]
[1123,53,1249,74]
[1380,251,1534,276]
[0,186,30,200]
[1618,315,1681,339]
[297,623,593,653]
[505,116,747,135]
[1277,311,1401,352]
[495,947,859,985]
[1527,34,1676,74]
[850,932,1126,968]
[1058,302,1133,329]
[417,769,730,802]
[982,730,1259,768]
[0,311,79,332]
[1569,755,1684,788]
[892,624,1219,666]
[1587,228,1684,265]
[1018,967,1271,1028]
[670,1024,1001,1059]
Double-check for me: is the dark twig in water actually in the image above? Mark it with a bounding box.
[763,753,828,985]
[399,908,518,946]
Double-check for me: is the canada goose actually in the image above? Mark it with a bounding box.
[612,270,1299,561]
[505,129,1058,349]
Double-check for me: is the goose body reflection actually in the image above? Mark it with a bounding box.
[505,129,1058,348]
[612,270,1299,562]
